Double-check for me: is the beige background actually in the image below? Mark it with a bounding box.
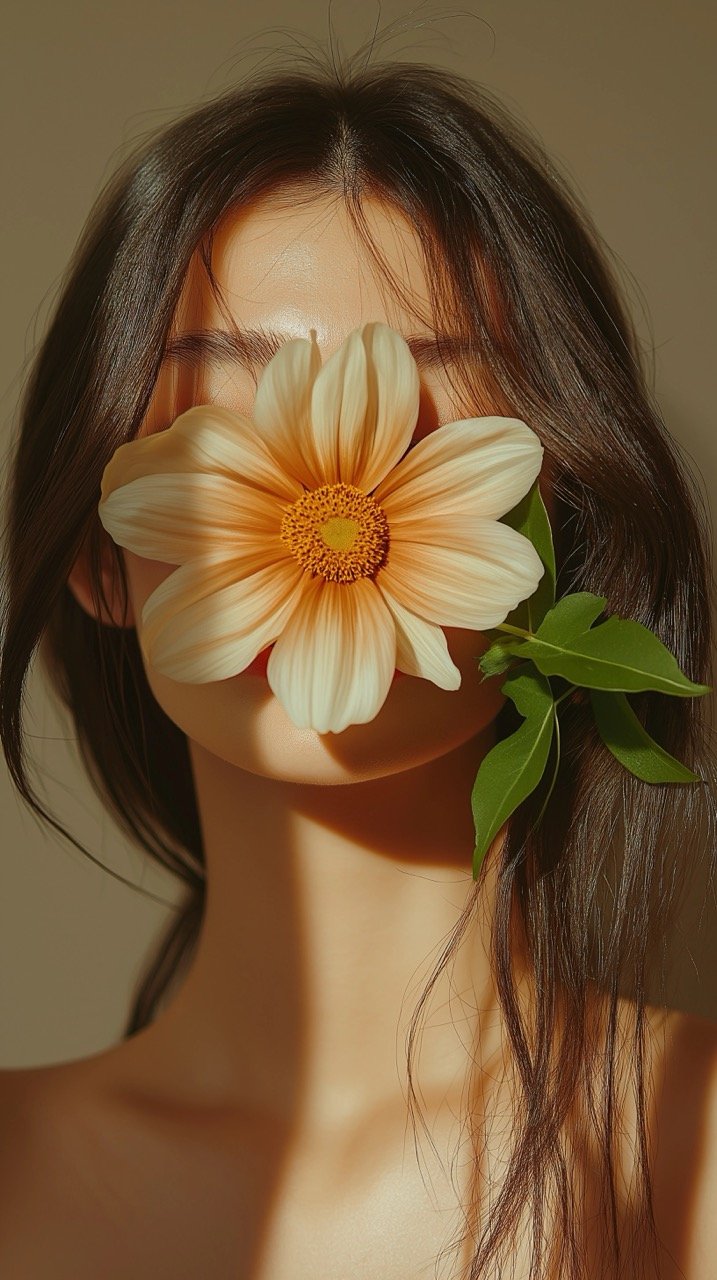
[1,1,715,1067]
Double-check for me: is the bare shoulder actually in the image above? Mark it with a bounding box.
[0,1065,57,1269]
[643,1003,717,1280]
[0,1057,178,1278]
[0,1053,273,1278]
[578,993,717,1278]
[0,1065,50,1177]
[0,1062,79,1201]
[0,1057,123,1275]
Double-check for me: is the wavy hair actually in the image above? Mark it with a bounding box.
[2,39,715,1279]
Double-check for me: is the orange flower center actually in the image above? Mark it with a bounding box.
[280,482,390,583]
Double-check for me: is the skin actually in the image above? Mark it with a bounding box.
[8,188,717,1277]
[67,189,542,1145]
[64,189,713,1279]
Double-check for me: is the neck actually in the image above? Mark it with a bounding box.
[126,723,522,1141]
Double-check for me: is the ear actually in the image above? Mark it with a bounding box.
[66,527,136,629]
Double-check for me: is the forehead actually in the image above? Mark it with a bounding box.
[143,189,497,439]
[172,189,436,355]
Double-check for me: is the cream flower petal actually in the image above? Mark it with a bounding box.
[251,334,324,489]
[140,546,306,683]
[266,575,397,734]
[375,521,544,629]
[349,322,421,493]
[304,322,420,490]
[388,510,545,559]
[373,416,543,520]
[98,473,284,565]
[100,404,304,505]
[374,583,462,689]
[307,328,368,485]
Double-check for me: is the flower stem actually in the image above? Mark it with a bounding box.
[492,622,579,705]
[494,621,533,639]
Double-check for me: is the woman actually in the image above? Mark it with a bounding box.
[1,46,716,1279]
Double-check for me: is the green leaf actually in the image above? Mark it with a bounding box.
[480,593,606,682]
[497,479,556,633]
[589,688,701,782]
[532,591,607,644]
[472,663,555,879]
[509,611,712,698]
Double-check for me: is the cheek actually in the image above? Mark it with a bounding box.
[121,542,506,768]
[124,548,502,695]
[445,625,492,658]
[123,550,177,618]
[444,625,507,708]
[119,554,506,778]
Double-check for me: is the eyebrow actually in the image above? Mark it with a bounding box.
[161,327,470,373]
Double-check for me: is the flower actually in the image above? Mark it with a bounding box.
[98,322,545,733]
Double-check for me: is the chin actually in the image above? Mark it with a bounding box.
[144,636,505,787]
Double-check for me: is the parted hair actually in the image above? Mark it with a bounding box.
[2,36,716,1279]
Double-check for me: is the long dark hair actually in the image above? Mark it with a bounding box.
[2,38,715,1279]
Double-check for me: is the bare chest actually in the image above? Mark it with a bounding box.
[1,1065,652,1280]
[0,1093,513,1280]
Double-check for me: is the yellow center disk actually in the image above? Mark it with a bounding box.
[280,482,390,583]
